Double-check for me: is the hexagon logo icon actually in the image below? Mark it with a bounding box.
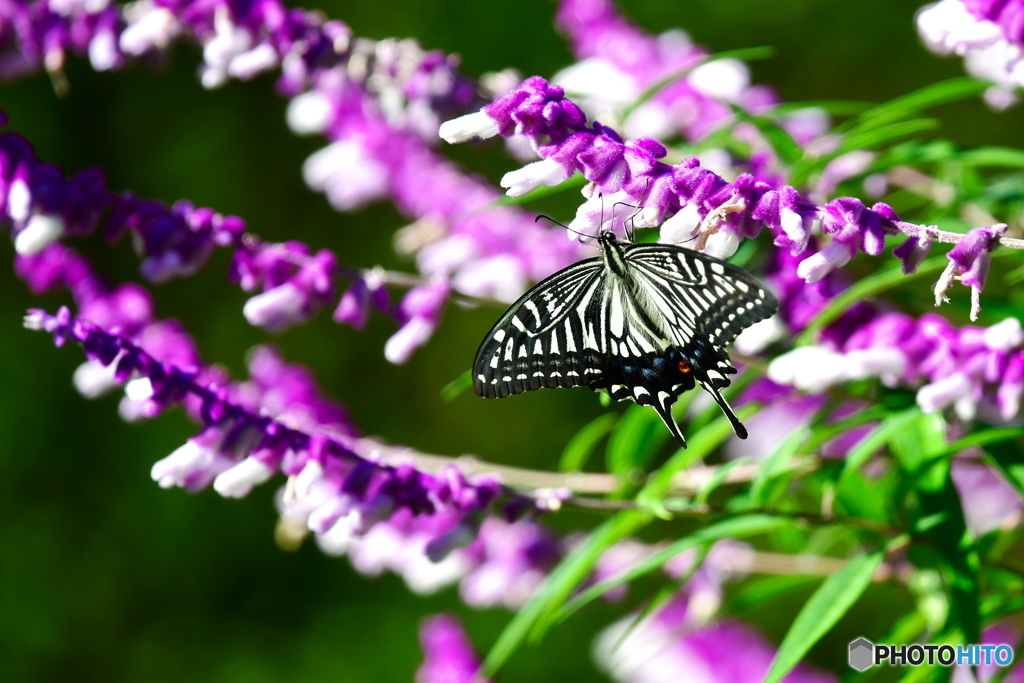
[849,637,874,671]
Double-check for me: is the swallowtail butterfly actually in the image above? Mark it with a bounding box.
[473,231,778,446]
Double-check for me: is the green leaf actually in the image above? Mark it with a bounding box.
[725,574,821,614]
[770,100,874,117]
[959,146,1024,168]
[622,46,775,120]
[559,413,618,472]
[606,404,671,483]
[694,457,755,507]
[482,510,651,676]
[942,424,1024,460]
[798,257,951,345]
[613,546,711,651]
[640,404,759,504]
[839,408,922,482]
[890,412,948,487]
[554,515,790,621]
[763,551,884,683]
[440,370,473,402]
[907,457,981,651]
[730,107,803,165]
[749,426,811,507]
[837,78,988,135]
[837,118,940,154]
[982,435,1024,498]
[804,404,889,454]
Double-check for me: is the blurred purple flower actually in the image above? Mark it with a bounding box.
[27,306,531,554]
[952,459,1024,535]
[918,0,1024,108]
[593,594,836,683]
[417,615,490,683]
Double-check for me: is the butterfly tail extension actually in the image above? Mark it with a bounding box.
[700,380,748,439]
[650,390,687,448]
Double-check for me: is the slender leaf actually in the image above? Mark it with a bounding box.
[640,405,759,504]
[763,551,884,683]
[943,424,1024,460]
[726,574,821,614]
[983,436,1024,499]
[612,546,711,651]
[440,369,473,402]
[960,146,1024,168]
[606,404,671,483]
[837,78,988,135]
[901,434,981,653]
[482,510,651,676]
[622,46,775,119]
[750,426,812,507]
[695,457,755,507]
[771,100,874,117]
[840,408,922,482]
[555,514,790,621]
[559,413,618,472]
[837,118,940,154]
[804,404,889,454]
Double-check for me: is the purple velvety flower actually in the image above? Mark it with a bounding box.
[933,223,1006,321]
[239,244,337,331]
[797,199,899,283]
[445,76,901,266]
[770,311,1024,424]
[0,1,583,359]
[918,0,1024,107]
[28,306,524,553]
[0,127,245,278]
[892,225,938,274]
[417,615,490,683]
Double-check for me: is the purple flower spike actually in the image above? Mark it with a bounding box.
[753,186,817,254]
[243,248,337,331]
[918,0,1024,106]
[416,615,490,683]
[798,199,899,282]
[333,269,389,329]
[385,280,450,364]
[933,223,1006,320]
[481,75,587,146]
[893,225,937,274]
[152,424,259,493]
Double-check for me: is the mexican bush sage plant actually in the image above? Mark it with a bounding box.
[4,0,1024,680]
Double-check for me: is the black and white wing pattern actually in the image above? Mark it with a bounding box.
[474,258,606,398]
[603,243,778,442]
[473,233,778,446]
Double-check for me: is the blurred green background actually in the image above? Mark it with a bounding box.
[1,0,1021,680]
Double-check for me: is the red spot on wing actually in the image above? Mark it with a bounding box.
[677,360,691,374]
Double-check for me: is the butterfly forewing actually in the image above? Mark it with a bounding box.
[473,258,606,398]
[625,244,778,349]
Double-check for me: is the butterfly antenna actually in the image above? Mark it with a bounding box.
[535,214,590,241]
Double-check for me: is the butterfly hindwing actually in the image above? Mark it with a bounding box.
[473,258,606,399]
[622,244,778,438]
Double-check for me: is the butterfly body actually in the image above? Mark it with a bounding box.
[473,231,778,445]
